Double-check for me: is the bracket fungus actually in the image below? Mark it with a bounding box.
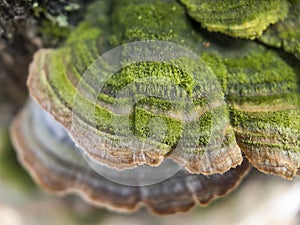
[10,0,300,214]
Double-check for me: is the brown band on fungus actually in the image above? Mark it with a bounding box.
[236,131,300,180]
[10,100,251,214]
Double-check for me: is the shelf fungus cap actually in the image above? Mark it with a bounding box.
[180,0,290,39]
[25,35,244,175]
[10,100,251,214]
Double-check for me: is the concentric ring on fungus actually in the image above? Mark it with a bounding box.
[11,100,251,214]
[9,0,300,215]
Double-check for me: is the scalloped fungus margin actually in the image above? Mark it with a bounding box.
[10,100,251,214]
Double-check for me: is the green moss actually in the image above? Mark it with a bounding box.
[39,20,71,47]
[101,61,195,97]
[230,108,300,131]
[48,48,225,152]
[34,0,90,47]
[201,46,299,106]
[259,0,300,59]
[231,108,300,151]
[180,0,289,39]
[110,0,200,46]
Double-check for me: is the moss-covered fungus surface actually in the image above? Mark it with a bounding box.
[8,0,300,214]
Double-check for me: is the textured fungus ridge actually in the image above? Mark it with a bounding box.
[259,0,300,59]
[180,0,289,39]
[9,0,300,214]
